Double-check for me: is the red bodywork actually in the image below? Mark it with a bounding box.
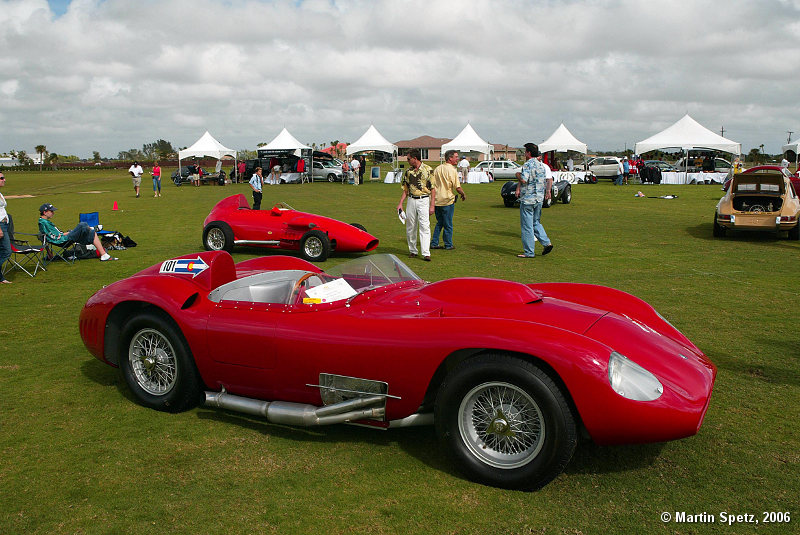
[80,251,716,446]
[203,194,379,255]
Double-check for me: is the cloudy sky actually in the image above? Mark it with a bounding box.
[1,0,799,158]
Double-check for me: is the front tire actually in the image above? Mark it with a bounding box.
[203,222,234,252]
[327,174,336,182]
[435,354,577,490]
[300,229,331,262]
[119,313,203,413]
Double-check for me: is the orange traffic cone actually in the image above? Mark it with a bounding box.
[112,201,119,211]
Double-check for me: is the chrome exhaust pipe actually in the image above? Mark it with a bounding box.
[204,390,385,426]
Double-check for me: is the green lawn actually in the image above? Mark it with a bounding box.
[1,169,797,534]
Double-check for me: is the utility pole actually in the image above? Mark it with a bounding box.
[788,131,793,144]
[720,126,725,137]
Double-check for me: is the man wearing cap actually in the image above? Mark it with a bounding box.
[38,203,117,261]
[128,161,144,198]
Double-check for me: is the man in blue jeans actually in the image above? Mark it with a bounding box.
[515,143,553,258]
[430,150,466,250]
[38,203,117,261]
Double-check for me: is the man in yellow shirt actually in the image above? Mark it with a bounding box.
[430,150,466,250]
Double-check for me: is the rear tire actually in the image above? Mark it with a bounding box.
[300,229,331,262]
[327,174,336,182]
[712,214,727,238]
[789,223,799,240]
[562,185,572,204]
[203,222,234,252]
[119,313,203,413]
[435,354,577,490]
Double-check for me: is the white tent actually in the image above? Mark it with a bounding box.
[179,131,237,171]
[442,123,493,157]
[539,123,587,154]
[782,141,799,166]
[263,128,311,155]
[634,114,741,155]
[346,125,397,156]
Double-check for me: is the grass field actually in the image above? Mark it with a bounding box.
[1,169,798,534]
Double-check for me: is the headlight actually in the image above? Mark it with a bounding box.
[608,352,663,401]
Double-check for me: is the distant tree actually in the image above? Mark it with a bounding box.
[142,139,175,160]
[118,148,144,160]
[16,150,32,166]
[747,148,760,163]
[48,153,60,170]
[256,142,268,148]
[35,144,47,170]
[93,151,102,163]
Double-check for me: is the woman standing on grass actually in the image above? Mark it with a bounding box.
[151,161,162,197]
[0,172,11,284]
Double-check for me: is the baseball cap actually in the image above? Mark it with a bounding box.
[39,203,56,213]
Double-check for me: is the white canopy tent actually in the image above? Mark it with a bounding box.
[782,141,799,166]
[539,123,587,154]
[634,114,741,155]
[178,131,237,173]
[346,125,397,156]
[441,123,493,159]
[263,128,311,155]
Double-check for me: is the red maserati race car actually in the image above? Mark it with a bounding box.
[79,251,716,490]
[202,194,379,261]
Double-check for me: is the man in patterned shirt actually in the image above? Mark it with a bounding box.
[515,143,553,258]
[396,149,436,261]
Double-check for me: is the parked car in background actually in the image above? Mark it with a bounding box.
[312,160,344,182]
[588,156,622,179]
[171,165,226,186]
[644,160,678,172]
[474,160,522,180]
[501,179,572,208]
[713,165,800,239]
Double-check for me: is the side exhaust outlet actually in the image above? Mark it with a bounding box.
[204,390,385,426]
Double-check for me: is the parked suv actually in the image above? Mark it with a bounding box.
[312,160,344,182]
[588,156,622,179]
[473,160,522,180]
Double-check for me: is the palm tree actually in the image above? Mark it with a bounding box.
[35,145,47,171]
[48,153,60,170]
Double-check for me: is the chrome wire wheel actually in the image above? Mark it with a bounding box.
[458,381,545,469]
[304,236,323,257]
[206,227,225,250]
[129,328,178,396]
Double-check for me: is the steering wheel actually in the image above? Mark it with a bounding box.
[289,273,316,304]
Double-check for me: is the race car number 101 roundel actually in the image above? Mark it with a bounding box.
[159,257,209,277]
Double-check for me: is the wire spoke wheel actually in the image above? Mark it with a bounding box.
[206,227,225,250]
[304,236,322,257]
[458,381,545,469]
[129,328,178,396]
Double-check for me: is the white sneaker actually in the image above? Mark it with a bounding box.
[100,253,118,261]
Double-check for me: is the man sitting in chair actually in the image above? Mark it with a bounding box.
[38,203,118,262]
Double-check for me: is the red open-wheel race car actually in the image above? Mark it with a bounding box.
[202,194,379,261]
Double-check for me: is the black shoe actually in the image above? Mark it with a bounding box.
[445,246,455,250]
[423,256,431,262]
[431,245,443,249]
[542,244,554,256]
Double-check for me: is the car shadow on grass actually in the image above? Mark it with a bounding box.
[687,223,797,245]
[710,348,800,388]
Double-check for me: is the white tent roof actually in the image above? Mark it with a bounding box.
[539,123,587,154]
[782,142,799,154]
[263,128,311,151]
[179,131,236,160]
[634,114,741,155]
[346,125,397,155]
[441,123,493,155]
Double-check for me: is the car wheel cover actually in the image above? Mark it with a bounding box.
[304,236,323,257]
[206,227,225,250]
[458,381,545,469]
[129,328,178,396]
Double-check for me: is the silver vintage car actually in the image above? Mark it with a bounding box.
[473,160,522,180]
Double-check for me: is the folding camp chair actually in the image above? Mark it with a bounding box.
[1,214,47,278]
[79,212,114,238]
[38,220,76,266]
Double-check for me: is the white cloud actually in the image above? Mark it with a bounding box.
[1,0,798,157]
